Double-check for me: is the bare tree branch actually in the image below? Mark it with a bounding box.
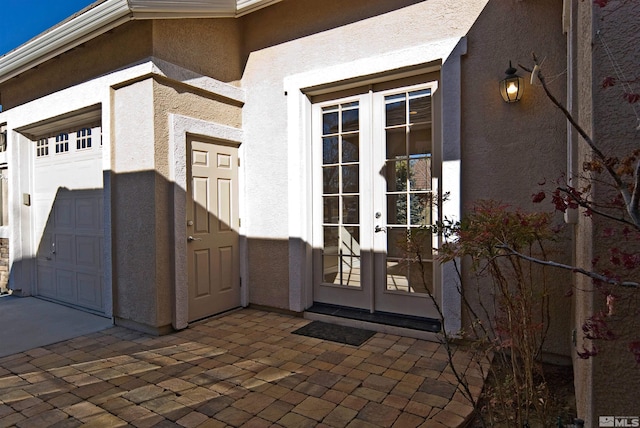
[630,160,640,225]
[520,54,640,226]
[496,244,640,289]
[557,186,640,230]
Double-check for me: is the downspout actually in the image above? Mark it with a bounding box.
[564,0,579,226]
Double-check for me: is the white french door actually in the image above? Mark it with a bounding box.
[312,82,439,319]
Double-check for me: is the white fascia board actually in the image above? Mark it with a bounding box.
[128,0,236,18]
[0,0,132,85]
[236,0,282,17]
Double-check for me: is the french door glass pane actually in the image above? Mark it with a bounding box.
[342,134,359,162]
[322,109,339,134]
[323,136,339,164]
[387,194,407,225]
[409,89,431,123]
[342,165,359,193]
[323,197,339,223]
[321,101,361,288]
[323,167,339,193]
[342,196,359,224]
[386,127,405,158]
[386,160,408,192]
[409,158,431,191]
[384,89,433,294]
[342,105,359,132]
[385,94,406,127]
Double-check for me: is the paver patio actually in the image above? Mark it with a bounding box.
[0,308,485,427]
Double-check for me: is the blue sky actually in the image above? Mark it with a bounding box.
[0,0,95,56]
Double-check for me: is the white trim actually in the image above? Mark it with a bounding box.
[168,114,243,330]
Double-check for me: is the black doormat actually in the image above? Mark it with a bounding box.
[293,321,375,346]
[306,303,441,332]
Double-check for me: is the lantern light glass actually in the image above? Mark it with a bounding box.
[500,62,524,103]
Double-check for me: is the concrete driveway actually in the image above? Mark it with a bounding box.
[0,296,113,358]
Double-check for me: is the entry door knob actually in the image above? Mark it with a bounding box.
[187,235,202,242]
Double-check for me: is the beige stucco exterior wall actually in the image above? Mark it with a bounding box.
[0,12,244,333]
[574,1,640,421]
[460,0,571,358]
[152,19,243,85]
[0,21,153,110]
[239,0,490,310]
[111,76,241,333]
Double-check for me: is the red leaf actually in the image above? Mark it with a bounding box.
[602,76,616,88]
[623,92,640,104]
[531,191,546,203]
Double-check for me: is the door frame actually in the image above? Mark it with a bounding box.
[310,83,440,319]
[284,40,466,333]
[169,114,244,330]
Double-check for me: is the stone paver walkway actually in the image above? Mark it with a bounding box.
[0,309,485,427]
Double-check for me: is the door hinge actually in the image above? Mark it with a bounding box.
[239,218,242,227]
[238,157,241,167]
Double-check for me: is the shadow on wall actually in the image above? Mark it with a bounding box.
[34,187,105,313]
[9,177,440,330]
[8,164,249,332]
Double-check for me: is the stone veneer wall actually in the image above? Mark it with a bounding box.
[0,238,8,292]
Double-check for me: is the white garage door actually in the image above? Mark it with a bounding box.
[33,127,105,313]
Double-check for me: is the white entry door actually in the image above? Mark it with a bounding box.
[187,138,240,322]
[313,82,438,319]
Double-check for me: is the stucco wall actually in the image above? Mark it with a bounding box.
[153,78,242,328]
[574,0,640,421]
[112,79,158,331]
[0,21,153,110]
[111,76,242,332]
[240,0,490,310]
[152,19,243,85]
[460,0,571,358]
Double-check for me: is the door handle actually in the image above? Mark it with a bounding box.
[375,225,386,233]
[187,236,202,242]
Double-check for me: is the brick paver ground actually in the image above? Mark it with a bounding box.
[0,309,485,427]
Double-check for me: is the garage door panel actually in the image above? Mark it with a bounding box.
[54,197,75,230]
[37,233,54,261]
[75,195,102,231]
[37,266,56,297]
[54,234,75,266]
[55,269,77,302]
[77,273,102,309]
[76,235,101,270]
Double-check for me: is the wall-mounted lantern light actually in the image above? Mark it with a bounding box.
[499,61,524,103]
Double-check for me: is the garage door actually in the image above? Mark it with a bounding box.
[33,127,105,313]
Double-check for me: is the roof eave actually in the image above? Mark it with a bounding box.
[0,0,132,86]
[0,0,282,86]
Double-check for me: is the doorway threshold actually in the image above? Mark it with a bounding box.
[305,303,441,340]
